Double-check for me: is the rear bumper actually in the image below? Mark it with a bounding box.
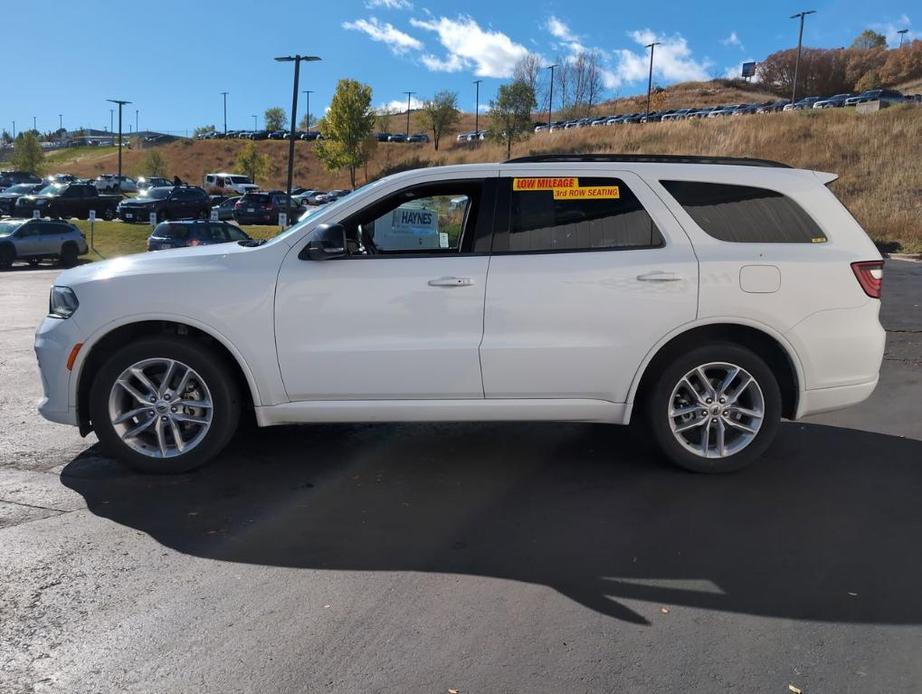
[796,377,879,419]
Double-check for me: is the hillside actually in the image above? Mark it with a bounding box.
[54,94,921,252]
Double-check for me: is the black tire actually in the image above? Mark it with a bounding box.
[89,337,241,474]
[28,258,41,267]
[60,242,78,268]
[643,343,782,473]
[0,243,14,269]
[103,208,115,221]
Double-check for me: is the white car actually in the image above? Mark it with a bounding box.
[94,174,138,193]
[35,155,885,474]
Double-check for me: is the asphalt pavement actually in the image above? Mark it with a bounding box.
[1,259,921,694]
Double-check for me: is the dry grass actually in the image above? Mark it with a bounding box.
[58,105,922,252]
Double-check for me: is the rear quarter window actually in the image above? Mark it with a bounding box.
[660,180,827,243]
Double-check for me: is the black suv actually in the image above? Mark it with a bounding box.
[117,185,211,223]
[146,220,251,251]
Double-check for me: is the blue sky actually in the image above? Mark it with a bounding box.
[2,1,915,136]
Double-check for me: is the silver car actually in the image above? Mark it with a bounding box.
[0,218,88,269]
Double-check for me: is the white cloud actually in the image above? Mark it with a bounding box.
[546,15,586,55]
[342,17,422,54]
[377,96,425,113]
[410,15,529,78]
[871,14,915,47]
[365,0,412,9]
[723,58,759,80]
[605,29,711,88]
[721,31,743,49]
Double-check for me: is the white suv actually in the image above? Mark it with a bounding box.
[35,155,885,474]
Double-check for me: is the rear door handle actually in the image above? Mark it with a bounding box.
[428,276,474,287]
[636,271,682,282]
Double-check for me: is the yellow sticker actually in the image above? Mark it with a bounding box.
[513,177,578,191]
[553,186,620,200]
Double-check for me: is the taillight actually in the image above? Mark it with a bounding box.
[851,260,883,299]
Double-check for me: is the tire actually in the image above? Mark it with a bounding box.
[89,337,241,474]
[28,258,41,267]
[60,242,79,268]
[0,243,14,269]
[643,343,782,473]
[103,208,115,221]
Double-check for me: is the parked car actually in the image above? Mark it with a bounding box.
[267,131,288,140]
[303,191,330,206]
[211,196,241,221]
[813,93,854,109]
[387,133,407,143]
[299,131,321,141]
[756,100,788,113]
[117,186,211,223]
[0,170,42,192]
[146,220,251,251]
[783,97,822,111]
[137,176,173,192]
[203,173,260,196]
[0,183,45,216]
[407,133,430,143]
[844,89,905,107]
[14,183,121,220]
[0,217,88,268]
[36,154,885,474]
[94,174,138,193]
[233,190,292,224]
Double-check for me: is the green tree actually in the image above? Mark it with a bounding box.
[11,132,45,174]
[236,141,271,183]
[264,107,287,131]
[193,124,215,138]
[298,112,317,131]
[420,91,461,151]
[316,79,377,188]
[851,29,887,50]
[855,69,883,92]
[488,81,536,158]
[1,130,11,145]
[141,149,168,177]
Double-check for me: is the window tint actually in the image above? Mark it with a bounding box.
[155,223,190,240]
[224,224,249,241]
[660,180,827,243]
[497,176,664,253]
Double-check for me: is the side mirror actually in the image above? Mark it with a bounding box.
[300,223,347,260]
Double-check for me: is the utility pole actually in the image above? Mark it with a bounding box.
[32,115,36,132]
[252,114,257,131]
[11,121,15,139]
[546,64,558,128]
[275,54,321,224]
[790,10,816,105]
[404,91,415,137]
[645,42,661,118]
[473,80,482,136]
[303,90,314,130]
[221,91,228,135]
[135,109,139,135]
[106,99,131,189]
[897,29,909,48]
[109,109,114,134]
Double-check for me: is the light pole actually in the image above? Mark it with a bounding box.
[109,109,114,134]
[221,91,228,135]
[302,90,314,130]
[546,64,558,128]
[135,109,139,134]
[11,121,15,139]
[790,10,816,105]
[32,115,37,132]
[403,91,415,137]
[252,114,257,131]
[897,29,909,48]
[106,99,131,189]
[645,42,661,118]
[473,80,482,136]
[275,54,321,224]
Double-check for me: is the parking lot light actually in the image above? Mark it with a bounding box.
[221,92,229,135]
[645,42,661,119]
[473,80,482,139]
[403,91,415,137]
[275,55,321,224]
[545,65,558,129]
[106,99,132,190]
[790,11,816,105]
[897,29,909,48]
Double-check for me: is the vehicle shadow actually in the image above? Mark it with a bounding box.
[61,421,922,625]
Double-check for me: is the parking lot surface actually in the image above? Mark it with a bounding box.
[1,261,921,693]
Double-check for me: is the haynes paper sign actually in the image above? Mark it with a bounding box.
[513,177,620,200]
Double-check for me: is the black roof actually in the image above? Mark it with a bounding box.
[503,154,791,168]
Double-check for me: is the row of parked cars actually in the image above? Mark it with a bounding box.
[198,130,323,141]
[535,88,918,131]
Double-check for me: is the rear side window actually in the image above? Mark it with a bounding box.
[155,223,190,240]
[496,176,664,253]
[661,180,827,244]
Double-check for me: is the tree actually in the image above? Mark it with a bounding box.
[315,79,376,188]
[193,124,215,138]
[298,112,317,131]
[852,30,887,50]
[855,69,883,92]
[419,91,461,150]
[236,141,271,183]
[1,130,11,145]
[264,107,287,132]
[375,106,398,133]
[141,149,168,177]
[488,80,536,159]
[514,53,546,110]
[554,51,605,117]
[10,132,44,174]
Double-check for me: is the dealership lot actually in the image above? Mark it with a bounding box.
[1,262,921,692]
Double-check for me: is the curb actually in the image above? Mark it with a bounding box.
[885,253,922,263]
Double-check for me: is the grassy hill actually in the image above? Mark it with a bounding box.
[52,85,922,252]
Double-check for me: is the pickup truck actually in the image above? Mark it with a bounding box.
[14,183,122,220]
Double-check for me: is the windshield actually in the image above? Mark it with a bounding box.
[145,188,173,200]
[4,184,35,194]
[0,221,21,236]
[37,184,62,196]
[229,176,253,184]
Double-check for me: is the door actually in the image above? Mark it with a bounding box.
[36,221,64,254]
[480,169,699,403]
[14,222,42,256]
[274,177,495,401]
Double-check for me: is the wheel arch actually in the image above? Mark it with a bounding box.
[74,317,261,435]
[626,319,804,423]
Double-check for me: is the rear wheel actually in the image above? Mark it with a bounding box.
[60,242,78,268]
[103,208,115,221]
[89,337,241,473]
[644,343,782,473]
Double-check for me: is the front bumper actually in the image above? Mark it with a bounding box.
[34,314,83,427]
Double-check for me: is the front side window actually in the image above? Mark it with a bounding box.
[495,176,664,253]
[661,180,827,243]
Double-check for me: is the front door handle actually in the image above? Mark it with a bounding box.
[636,271,682,282]
[428,276,474,287]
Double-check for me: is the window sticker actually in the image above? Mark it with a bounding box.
[513,177,620,201]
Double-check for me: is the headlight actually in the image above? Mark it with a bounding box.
[49,286,79,319]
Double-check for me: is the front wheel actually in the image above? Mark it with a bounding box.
[60,242,78,267]
[644,344,782,473]
[89,337,241,473]
[103,208,115,221]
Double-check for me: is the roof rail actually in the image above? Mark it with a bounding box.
[503,154,791,168]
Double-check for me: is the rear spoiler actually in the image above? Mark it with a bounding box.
[813,170,839,185]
